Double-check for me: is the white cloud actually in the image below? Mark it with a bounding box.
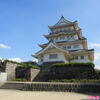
[32,58,38,62]
[94,52,100,69]
[94,52,100,61]
[95,65,100,70]
[0,43,11,49]
[89,43,100,48]
[89,43,100,69]
[8,58,21,62]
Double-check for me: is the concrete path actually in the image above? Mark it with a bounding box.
[0,89,98,100]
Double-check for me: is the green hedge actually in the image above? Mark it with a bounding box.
[17,63,40,69]
[4,60,21,65]
[52,62,95,68]
[5,60,40,69]
[49,79,100,83]
[12,78,27,81]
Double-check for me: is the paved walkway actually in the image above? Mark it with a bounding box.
[0,89,97,100]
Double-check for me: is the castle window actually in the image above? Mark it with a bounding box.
[60,37,65,40]
[55,37,58,40]
[73,45,79,48]
[49,54,58,59]
[81,56,84,60]
[67,46,71,49]
[63,46,66,50]
[41,59,43,62]
[60,37,64,40]
[74,56,78,60]
[74,35,78,40]
[57,29,60,32]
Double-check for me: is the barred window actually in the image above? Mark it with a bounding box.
[81,56,84,60]
[49,54,58,59]
[73,45,79,48]
[41,59,43,62]
[63,46,66,50]
[55,37,58,40]
[67,46,71,49]
[74,56,78,60]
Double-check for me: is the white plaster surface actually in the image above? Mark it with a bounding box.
[0,72,7,86]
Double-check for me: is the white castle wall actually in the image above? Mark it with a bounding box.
[71,55,90,63]
[43,52,66,62]
[38,54,91,65]
[37,52,67,65]
[60,44,83,51]
[38,59,43,65]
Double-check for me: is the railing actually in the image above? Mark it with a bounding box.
[49,30,79,34]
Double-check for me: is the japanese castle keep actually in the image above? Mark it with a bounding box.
[33,16,94,65]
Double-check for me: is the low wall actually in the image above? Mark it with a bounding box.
[0,82,100,93]
[5,62,18,81]
[0,72,7,86]
[22,83,100,93]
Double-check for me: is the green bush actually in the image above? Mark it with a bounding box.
[4,60,21,65]
[17,63,40,69]
[52,62,95,68]
[49,79,100,83]
[4,60,40,69]
[12,78,27,81]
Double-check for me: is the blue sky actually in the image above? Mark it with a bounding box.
[0,0,100,69]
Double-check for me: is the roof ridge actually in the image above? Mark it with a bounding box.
[54,16,71,26]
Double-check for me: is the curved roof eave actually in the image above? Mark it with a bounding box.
[34,42,70,57]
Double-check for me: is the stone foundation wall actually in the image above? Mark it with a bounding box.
[16,67,40,81]
[48,66,98,80]
[34,66,98,81]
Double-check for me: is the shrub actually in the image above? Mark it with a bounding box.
[52,62,95,68]
[49,79,100,83]
[17,63,40,69]
[4,60,21,65]
[4,60,40,69]
[12,78,27,81]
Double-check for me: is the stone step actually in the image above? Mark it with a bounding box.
[0,82,24,90]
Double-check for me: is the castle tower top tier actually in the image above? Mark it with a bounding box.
[48,16,80,35]
[53,16,71,26]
